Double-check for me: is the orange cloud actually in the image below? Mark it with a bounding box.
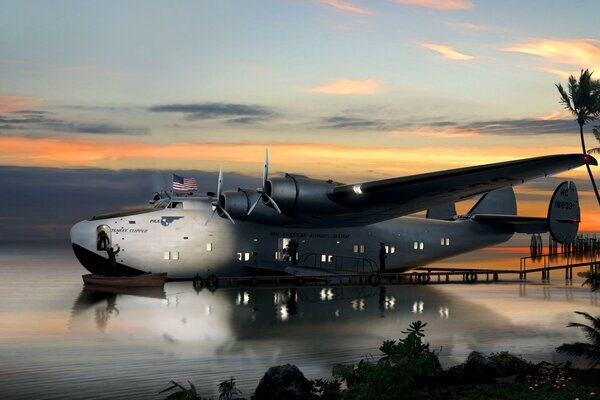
[502,38,600,76]
[307,78,381,95]
[534,110,571,121]
[421,43,475,60]
[0,135,584,178]
[322,0,374,15]
[396,0,473,10]
[0,94,45,114]
[536,67,573,80]
[446,21,486,31]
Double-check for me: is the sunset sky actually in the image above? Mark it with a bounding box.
[2,0,600,233]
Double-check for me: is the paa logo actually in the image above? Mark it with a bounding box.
[161,216,184,226]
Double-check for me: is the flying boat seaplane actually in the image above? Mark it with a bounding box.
[70,150,597,283]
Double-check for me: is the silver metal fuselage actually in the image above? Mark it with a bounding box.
[70,196,512,278]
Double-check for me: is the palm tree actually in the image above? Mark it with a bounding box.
[589,127,600,154]
[556,69,600,206]
[556,311,600,367]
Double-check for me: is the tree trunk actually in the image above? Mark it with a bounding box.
[580,124,587,154]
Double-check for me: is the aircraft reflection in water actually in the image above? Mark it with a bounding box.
[70,151,595,280]
[70,282,523,363]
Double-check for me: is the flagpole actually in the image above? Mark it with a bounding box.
[170,173,174,209]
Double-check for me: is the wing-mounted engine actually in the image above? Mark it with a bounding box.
[267,174,350,214]
[548,181,580,243]
[219,189,297,225]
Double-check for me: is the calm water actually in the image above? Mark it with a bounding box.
[1,244,599,399]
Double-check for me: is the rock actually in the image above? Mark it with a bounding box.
[462,351,503,383]
[488,352,532,376]
[254,364,317,400]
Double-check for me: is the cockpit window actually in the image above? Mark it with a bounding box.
[153,199,170,209]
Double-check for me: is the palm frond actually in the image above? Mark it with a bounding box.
[594,127,600,142]
[575,311,600,332]
[557,69,600,126]
[556,83,575,113]
[556,342,600,359]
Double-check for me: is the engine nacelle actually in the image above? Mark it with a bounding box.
[219,190,250,221]
[267,174,348,214]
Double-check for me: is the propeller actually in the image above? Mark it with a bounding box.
[205,167,235,225]
[247,147,282,216]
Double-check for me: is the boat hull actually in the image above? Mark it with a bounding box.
[82,273,167,287]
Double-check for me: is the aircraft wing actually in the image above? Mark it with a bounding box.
[322,153,595,226]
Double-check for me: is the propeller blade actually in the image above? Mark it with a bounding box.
[262,147,268,189]
[263,193,282,214]
[205,207,217,225]
[247,196,261,216]
[217,166,223,197]
[220,207,236,225]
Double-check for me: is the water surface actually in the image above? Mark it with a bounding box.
[0,244,598,399]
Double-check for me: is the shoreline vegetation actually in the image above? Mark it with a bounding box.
[160,314,600,400]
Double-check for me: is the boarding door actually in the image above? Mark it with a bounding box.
[277,237,291,262]
[96,225,112,251]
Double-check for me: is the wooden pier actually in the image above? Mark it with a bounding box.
[194,250,600,290]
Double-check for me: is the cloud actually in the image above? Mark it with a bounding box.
[307,78,381,95]
[391,118,577,136]
[445,21,487,31]
[321,116,385,130]
[321,0,374,15]
[421,43,475,60]
[148,103,276,121]
[395,0,473,10]
[458,118,577,135]
[0,110,149,136]
[0,166,258,242]
[502,38,600,77]
[534,110,571,121]
[0,95,45,114]
[389,127,479,138]
[0,135,584,175]
[318,112,578,136]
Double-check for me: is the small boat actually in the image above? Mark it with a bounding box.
[82,273,167,287]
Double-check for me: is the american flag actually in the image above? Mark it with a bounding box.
[172,174,198,192]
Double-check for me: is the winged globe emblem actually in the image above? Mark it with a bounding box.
[161,216,184,226]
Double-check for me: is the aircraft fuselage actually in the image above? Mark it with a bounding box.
[70,197,513,278]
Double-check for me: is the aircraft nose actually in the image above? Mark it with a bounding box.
[70,219,96,250]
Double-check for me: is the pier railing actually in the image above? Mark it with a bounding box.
[296,253,377,274]
[519,249,599,280]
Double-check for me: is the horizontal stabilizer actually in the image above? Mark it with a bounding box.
[471,181,580,243]
[470,214,548,234]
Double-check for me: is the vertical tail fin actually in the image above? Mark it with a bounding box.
[468,187,517,215]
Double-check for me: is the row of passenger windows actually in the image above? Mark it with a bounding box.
[353,245,396,254]
[176,238,451,259]
[163,251,180,260]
